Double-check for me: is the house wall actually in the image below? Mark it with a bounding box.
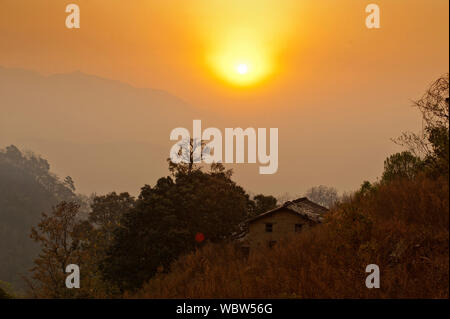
[245,208,317,251]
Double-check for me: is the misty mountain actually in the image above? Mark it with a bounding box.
[0,66,200,194]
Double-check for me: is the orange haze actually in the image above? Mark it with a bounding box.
[0,0,448,196]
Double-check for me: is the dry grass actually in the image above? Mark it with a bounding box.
[134,175,449,298]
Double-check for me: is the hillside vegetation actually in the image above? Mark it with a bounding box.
[133,74,449,298]
[135,174,448,298]
[0,145,76,291]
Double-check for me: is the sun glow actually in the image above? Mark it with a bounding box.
[208,35,274,87]
[237,63,248,75]
[193,1,301,88]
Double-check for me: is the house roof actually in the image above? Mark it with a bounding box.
[247,197,328,223]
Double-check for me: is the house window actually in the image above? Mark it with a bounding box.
[268,240,277,248]
[265,223,273,232]
[295,224,303,232]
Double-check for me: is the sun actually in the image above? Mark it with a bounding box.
[207,36,274,87]
[237,63,248,75]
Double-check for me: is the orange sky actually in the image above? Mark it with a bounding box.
[0,0,449,196]
[1,1,447,106]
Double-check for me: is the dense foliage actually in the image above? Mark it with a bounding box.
[101,165,250,291]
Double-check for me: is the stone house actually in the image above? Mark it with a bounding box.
[239,197,328,254]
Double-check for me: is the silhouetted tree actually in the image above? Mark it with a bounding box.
[0,145,77,290]
[248,194,278,217]
[382,151,423,182]
[28,202,85,297]
[394,74,449,176]
[168,137,210,175]
[102,164,249,291]
[89,192,135,242]
[28,201,119,298]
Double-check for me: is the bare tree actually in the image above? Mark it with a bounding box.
[168,137,214,175]
[394,74,449,158]
[276,192,298,205]
[305,185,339,208]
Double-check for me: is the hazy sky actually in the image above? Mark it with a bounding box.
[0,0,449,197]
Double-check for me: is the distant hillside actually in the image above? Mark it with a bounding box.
[0,145,75,291]
[0,66,197,142]
[0,66,199,195]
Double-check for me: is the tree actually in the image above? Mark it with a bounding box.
[276,192,297,204]
[248,194,278,218]
[28,202,86,298]
[0,145,77,291]
[394,74,449,176]
[168,137,209,175]
[382,151,423,182]
[64,176,76,192]
[102,165,249,292]
[27,194,134,298]
[305,185,339,208]
[426,125,449,176]
[89,192,135,242]
[359,181,374,196]
[28,201,120,298]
